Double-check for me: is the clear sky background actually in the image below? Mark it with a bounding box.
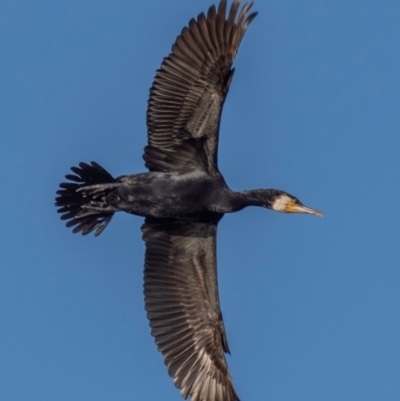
[1,0,400,400]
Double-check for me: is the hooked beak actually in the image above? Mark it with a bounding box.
[285,202,323,217]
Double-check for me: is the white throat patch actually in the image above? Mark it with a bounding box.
[271,194,293,212]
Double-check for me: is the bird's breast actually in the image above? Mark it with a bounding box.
[114,172,224,221]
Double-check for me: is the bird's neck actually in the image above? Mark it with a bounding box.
[221,189,276,212]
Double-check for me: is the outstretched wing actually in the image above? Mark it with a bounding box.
[142,218,239,401]
[144,0,257,175]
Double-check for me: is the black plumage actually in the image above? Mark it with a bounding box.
[55,1,322,400]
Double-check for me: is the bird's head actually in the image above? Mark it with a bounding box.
[267,190,323,217]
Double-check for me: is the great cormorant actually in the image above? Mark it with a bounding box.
[56,1,322,400]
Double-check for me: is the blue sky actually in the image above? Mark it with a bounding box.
[1,0,400,400]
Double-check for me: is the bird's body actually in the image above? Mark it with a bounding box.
[56,1,322,400]
[104,171,229,220]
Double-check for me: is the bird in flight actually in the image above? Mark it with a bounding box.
[56,1,322,400]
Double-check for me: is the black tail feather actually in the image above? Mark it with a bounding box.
[55,162,116,236]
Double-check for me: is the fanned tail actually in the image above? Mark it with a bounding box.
[55,162,118,236]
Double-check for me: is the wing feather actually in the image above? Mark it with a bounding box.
[144,0,257,175]
[142,218,239,401]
